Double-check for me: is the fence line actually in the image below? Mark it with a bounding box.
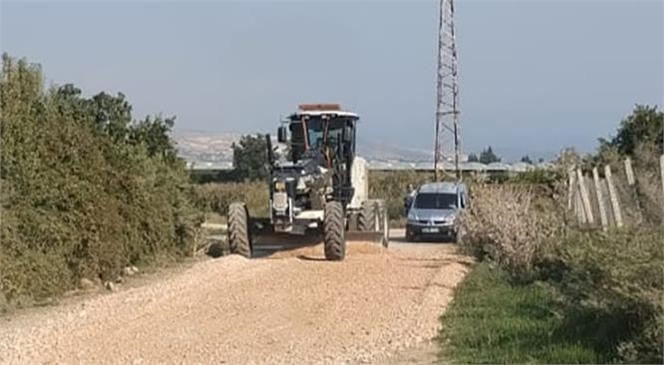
[567,157,663,229]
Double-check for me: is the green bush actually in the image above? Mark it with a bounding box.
[0,54,202,310]
[547,228,663,363]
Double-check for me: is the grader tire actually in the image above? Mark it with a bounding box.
[227,202,252,258]
[359,199,389,247]
[359,200,379,232]
[324,201,346,261]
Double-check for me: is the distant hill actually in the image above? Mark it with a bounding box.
[172,130,556,165]
[173,131,241,163]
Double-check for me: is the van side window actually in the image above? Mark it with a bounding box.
[460,193,466,209]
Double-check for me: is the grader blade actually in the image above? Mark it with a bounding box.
[345,230,388,245]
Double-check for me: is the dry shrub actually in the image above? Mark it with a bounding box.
[369,170,432,220]
[192,181,268,218]
[459,184,565,280]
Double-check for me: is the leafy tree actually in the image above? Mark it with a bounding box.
[232,134,270,181]
[603,104,663,157]
[595,104,663,171]
[520,155,533,164]
[468,153,479,162]
[129,115,178,163]
[479,146,501,164]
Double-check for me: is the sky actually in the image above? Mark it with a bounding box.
[1,0,662,161]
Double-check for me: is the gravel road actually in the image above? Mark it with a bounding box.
[0,232,472,365]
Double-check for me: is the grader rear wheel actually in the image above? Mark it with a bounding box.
[359,200,379,232]
[359,199,389,247]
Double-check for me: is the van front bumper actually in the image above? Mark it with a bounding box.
[406,223,457,238]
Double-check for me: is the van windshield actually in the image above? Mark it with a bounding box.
[413,193,457,210]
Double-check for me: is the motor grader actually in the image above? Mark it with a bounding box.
[227,103,389,261]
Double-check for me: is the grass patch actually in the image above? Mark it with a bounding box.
[439,263,606,364]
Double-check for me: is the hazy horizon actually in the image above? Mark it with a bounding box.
[1,1,662,160]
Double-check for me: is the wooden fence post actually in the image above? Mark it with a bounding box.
[570,168,586,223]
[575,182,586,224]
[577,168,594,224]
[592,167,608,231]
[605,165,623,228]
[567,168,576,211]
[624,157,643,224]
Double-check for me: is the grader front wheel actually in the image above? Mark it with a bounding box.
[227,202,253,258]
[324,201,346,261]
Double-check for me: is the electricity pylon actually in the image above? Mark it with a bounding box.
[433,0,461,182]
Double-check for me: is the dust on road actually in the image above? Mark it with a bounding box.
[0,236,472,365]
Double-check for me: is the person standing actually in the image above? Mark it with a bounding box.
[403,184,416,216]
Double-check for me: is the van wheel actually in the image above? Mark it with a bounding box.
[405,229,416,242]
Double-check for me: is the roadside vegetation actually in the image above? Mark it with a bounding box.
[0,54,203,311]
[442,105,663,364]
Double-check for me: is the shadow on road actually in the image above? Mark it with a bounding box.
[204,234,324,259]
[252,233,324,259]
[295,255,327,262]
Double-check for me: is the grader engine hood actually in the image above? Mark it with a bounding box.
[272,153,333,196]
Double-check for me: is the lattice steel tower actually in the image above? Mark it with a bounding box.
[434,0,461,181]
